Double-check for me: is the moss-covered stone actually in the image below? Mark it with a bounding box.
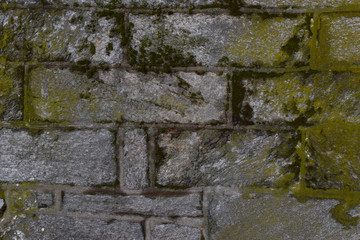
[312,13,360,70]
[26,66,227,123]
[130,13,310,69]
[232,71,360,126]
[0,61,23,121]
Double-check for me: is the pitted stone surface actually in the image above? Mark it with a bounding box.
[156,129,298,188]
[129,13,309,68]
[0,214,144,240]
[122,128,148,190]
[28,67,226,123]
[232,72,360,125]
[314,13,360,70]
[62,193,202,216]
[208,192,360,240]
[0,129,117,185]
[0,63,23,121]
[151,224,202,240]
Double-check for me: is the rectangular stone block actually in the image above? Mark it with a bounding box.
[62,193,202,217]
[122,128,149,190]
[0,63,23,121]
[207,191,360,240]
[129,13,310,69]
[1,8,123,63]
[312,13,360,70]
[232,71,360,126]
[155,129,298,189]
[27,66,226,123]
[0,214,144,240]
[243,0,360,8]
[0,129,117,185]
[299,123,360,191]
[151,224,202,240]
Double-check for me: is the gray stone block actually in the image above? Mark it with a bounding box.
[232,71,360,125]
[0,129,117,185]
[208,191,360,240]
[0,214,144,240]
[122,129,148,190]
[0,63,23,121]
[156,129,298,188]
[129,13,309,68]
[62,193,202,217]
[36,192,54,208]
[27,66,226,123]
[151,224,202,240]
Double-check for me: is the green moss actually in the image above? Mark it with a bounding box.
[106,42,113,56]
[89,43,96,55]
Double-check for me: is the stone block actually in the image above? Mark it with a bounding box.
[151,224,202,240]
[0,129,117,185]
[27,66,226,123]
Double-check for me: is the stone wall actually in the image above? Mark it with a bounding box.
[0,0,359,239]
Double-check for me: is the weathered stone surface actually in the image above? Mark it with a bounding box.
[0,198,5,217]
[313,13,360,70]
[0,129,117,185]
[0,214,144,240]
[232,71,360,125]
[243,0,360,8]
[299,123,360,191]
[129,13,309,69]
[123,0,218,7]
[0,63,23,121]
[0,8,123,63]
[156,129,298,188]
[122,128,148,190]
[36,192,54,208]
[207,191,360,240]
[151,224,202,240]
[62,193,202,217]
[27,66,226,123]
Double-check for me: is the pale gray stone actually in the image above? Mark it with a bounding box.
[122,129,148,190]
[156,129,298,188]
[62,193,202,217]
[0,214,144,240]
[151,224,202,240]
[207,192,360,240]
[129,13,309,67]
[0,129,117,185]
[28,67,226,123]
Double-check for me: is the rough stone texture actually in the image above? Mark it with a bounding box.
[129,13,309,68]
[151,224,202,240]
[62,193,202,217]
[208,192,360,240]
[313,13,360,70]
[300,123,360,191]
[27,66,226,123]
[122,128,148,190]
[0,63,23,121]
[243,0,360,8]
[0,8,122,63]
[0,214,144,240]
[36,192,54,208]
[156,129,298,188]
[232,71,360,125]
[0,128,117,185]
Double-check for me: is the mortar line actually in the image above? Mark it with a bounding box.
[147,127,157,188]
[117,128,126,191]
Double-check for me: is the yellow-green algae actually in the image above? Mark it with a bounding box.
[226,14,309,67]
[311,12,360,71]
